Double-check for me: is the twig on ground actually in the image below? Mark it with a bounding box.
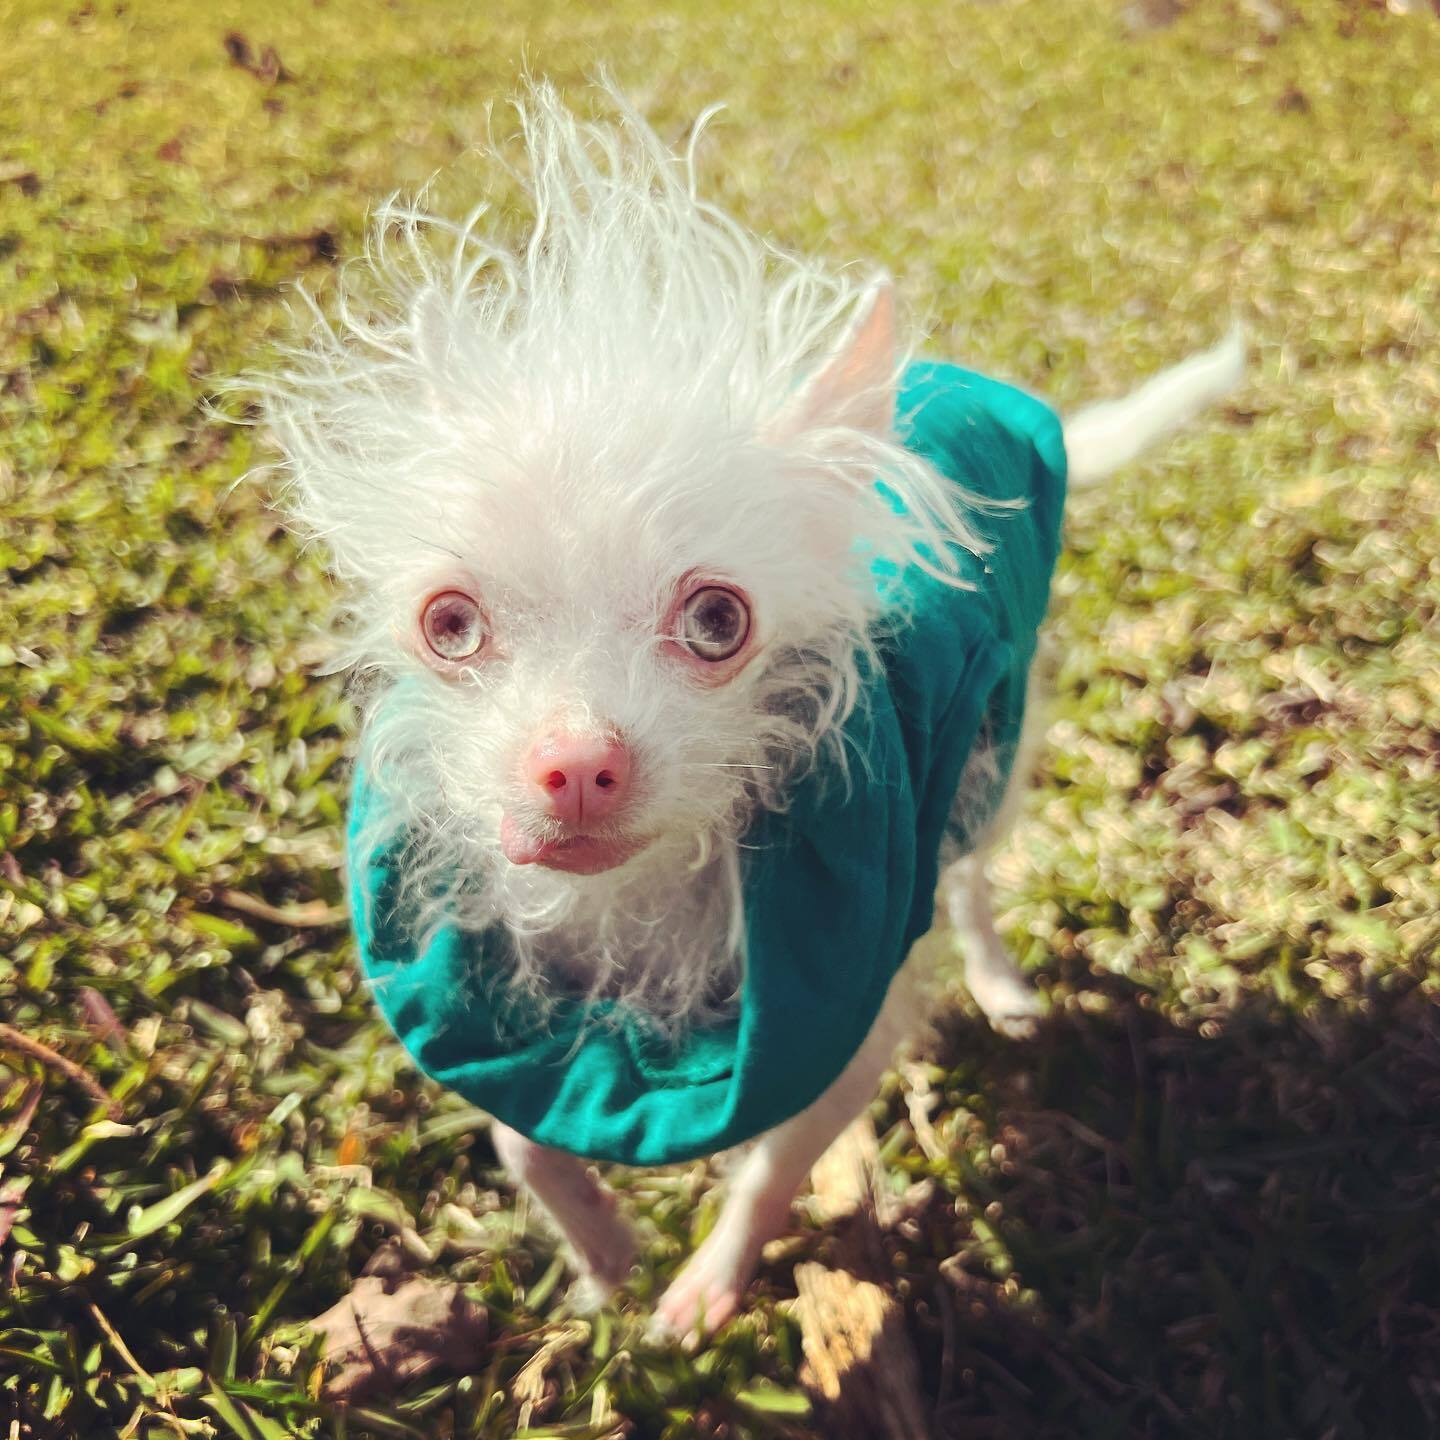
[87,1299,157,1388]
[215,888,347,929]
[0,1023,122,1119]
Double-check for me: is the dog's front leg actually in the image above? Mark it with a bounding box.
[650,984,912,1342]
[491,1122,636,1303]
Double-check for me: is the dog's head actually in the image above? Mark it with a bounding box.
[260,85,980,920]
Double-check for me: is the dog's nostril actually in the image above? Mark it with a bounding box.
[594,771,617,790]
[544,770,568,791]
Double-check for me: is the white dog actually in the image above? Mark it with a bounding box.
[256,83,1242,1342]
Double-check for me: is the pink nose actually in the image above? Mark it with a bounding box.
[524,732,632,827]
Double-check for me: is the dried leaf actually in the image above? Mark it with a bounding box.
[309,1271,488,1401]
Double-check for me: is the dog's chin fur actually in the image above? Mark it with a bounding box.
[372,798,752,1036]
[251,81,993,1037]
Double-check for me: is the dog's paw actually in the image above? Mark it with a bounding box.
[569,1267,625,1314]
[969,970,1043,1040]
[562,1189,638,1298]
[648,1218,758,1347]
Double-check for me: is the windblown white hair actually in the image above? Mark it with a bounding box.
[253,82,986,1031]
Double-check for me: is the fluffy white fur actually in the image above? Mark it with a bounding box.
[248,81,1246,1337]
[254,84,990,1028]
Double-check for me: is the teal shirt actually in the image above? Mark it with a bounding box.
[348,362,1067,1165]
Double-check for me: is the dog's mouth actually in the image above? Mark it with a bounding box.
[499,814,650,875]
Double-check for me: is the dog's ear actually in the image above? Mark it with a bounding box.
[769,278,896,438]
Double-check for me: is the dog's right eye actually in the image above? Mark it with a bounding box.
[421,591,487,662]
[678,585,751,662]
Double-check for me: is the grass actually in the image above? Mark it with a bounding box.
[1,0,1438,1435]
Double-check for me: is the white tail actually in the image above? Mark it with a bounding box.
[1062,327,1246,487]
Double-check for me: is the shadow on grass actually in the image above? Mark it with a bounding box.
[891,971,1440,1440]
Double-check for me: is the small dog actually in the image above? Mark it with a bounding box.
[256,83,1242,1341]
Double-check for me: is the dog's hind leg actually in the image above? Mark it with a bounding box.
[938,676,1048,1039]
[649,972,916,1343]
[940,852,1041,1039]
[491,1122,636,1303]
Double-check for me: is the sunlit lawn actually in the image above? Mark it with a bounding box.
[2,1,1438,1435]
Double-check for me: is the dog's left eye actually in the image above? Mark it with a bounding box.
[678,586,750,662]
[421,591,487,661]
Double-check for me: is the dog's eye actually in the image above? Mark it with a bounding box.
[421,591,487,661]
[678,586,750,662]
